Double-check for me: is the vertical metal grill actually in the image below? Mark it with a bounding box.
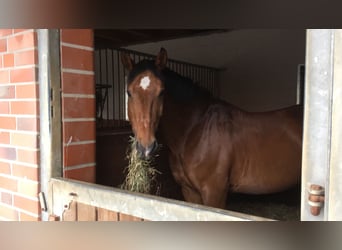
[95,48,220,129]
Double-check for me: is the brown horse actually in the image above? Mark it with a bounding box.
[121,48,303,209]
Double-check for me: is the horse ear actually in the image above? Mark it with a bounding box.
[121,52,134,71]
[155,47,168,70]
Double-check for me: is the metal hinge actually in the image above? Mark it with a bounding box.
[38,192,48,212]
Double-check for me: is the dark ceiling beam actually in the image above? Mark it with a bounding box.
[94,29,230,49]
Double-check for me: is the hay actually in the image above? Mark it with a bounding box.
[120,136,161,194]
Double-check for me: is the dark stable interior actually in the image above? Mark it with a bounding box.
[95,29,301,221]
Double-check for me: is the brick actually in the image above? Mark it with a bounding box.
[64,166,95,183]
[63,121,95,143]
[62,72,95,95]
[0,85,15,98]
[61,46,93,71]
[13,195,40,215]
[63,143,95,167]
[8,31,37,52]
[15,49,38,66]
[62,97,95,118]
[17,117,39,132]
[0,131,10,144]
[10,67,36,83]
[1,191,12,205]
[0,38,6,52]
[20,212,39,221]
[15,83,38,98]
[3,53,14,67]
[0,176,17,192]
[11,132,38,148]
[0,204,19,220]
[12,164,39,180]
[18,180,39,197]
[11,100,38,115]
[61,29,93,47]
[17,149,39,165]
[0,161,11,175]
[0,70,9,83]
[0,116,16,129]
[0,29,13,37]
[0,146,16,160]
[0,101,10,113]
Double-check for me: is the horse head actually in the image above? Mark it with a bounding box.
[121,48,167,158]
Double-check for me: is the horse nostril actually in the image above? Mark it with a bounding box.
[136,142,145,157]
[145,141,158,157]
[136,141,158,159]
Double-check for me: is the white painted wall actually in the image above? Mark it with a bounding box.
[126,29,306,111]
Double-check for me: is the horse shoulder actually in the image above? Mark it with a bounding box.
[181,103,235,182]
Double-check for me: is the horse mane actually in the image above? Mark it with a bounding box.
[162,68,213,102]
[127,59,213,102]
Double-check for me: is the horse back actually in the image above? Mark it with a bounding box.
[180,103,303,195]
[228,104,303,194]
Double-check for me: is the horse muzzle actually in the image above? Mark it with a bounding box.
[136,140,158,159]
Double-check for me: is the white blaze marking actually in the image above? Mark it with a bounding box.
[139,76,150,90]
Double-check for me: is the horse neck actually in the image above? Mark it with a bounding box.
[158,94,210,148]
[157,69,213,148]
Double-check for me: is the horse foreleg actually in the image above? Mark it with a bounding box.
[181,185,203,205]
[168,154,203,204]
[200,183,228,209]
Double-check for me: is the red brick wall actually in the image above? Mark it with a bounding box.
[0,29,96,221]
[0,29,40,221]
[60,29,96,183]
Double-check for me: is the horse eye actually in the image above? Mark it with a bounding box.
[127,90,131,97]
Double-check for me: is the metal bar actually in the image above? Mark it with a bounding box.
[99,49,102,84]
[216,70,220,98]
[113,50,118,121]
[301,29,334,221]
[98,49,103,120]
[50,177,271,221]
[111,50,120,120]
[210,69,212,92]
[206,69,208,90]
[211,71,214,96]
[37,29,62,221]
[119,51,123,120]
[327,30,342,220]
[196,67,200,84]
[190,63,194,80]
[106,49,110,120]
[118,48,222,71]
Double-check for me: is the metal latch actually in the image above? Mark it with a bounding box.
[308,184,325,216]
